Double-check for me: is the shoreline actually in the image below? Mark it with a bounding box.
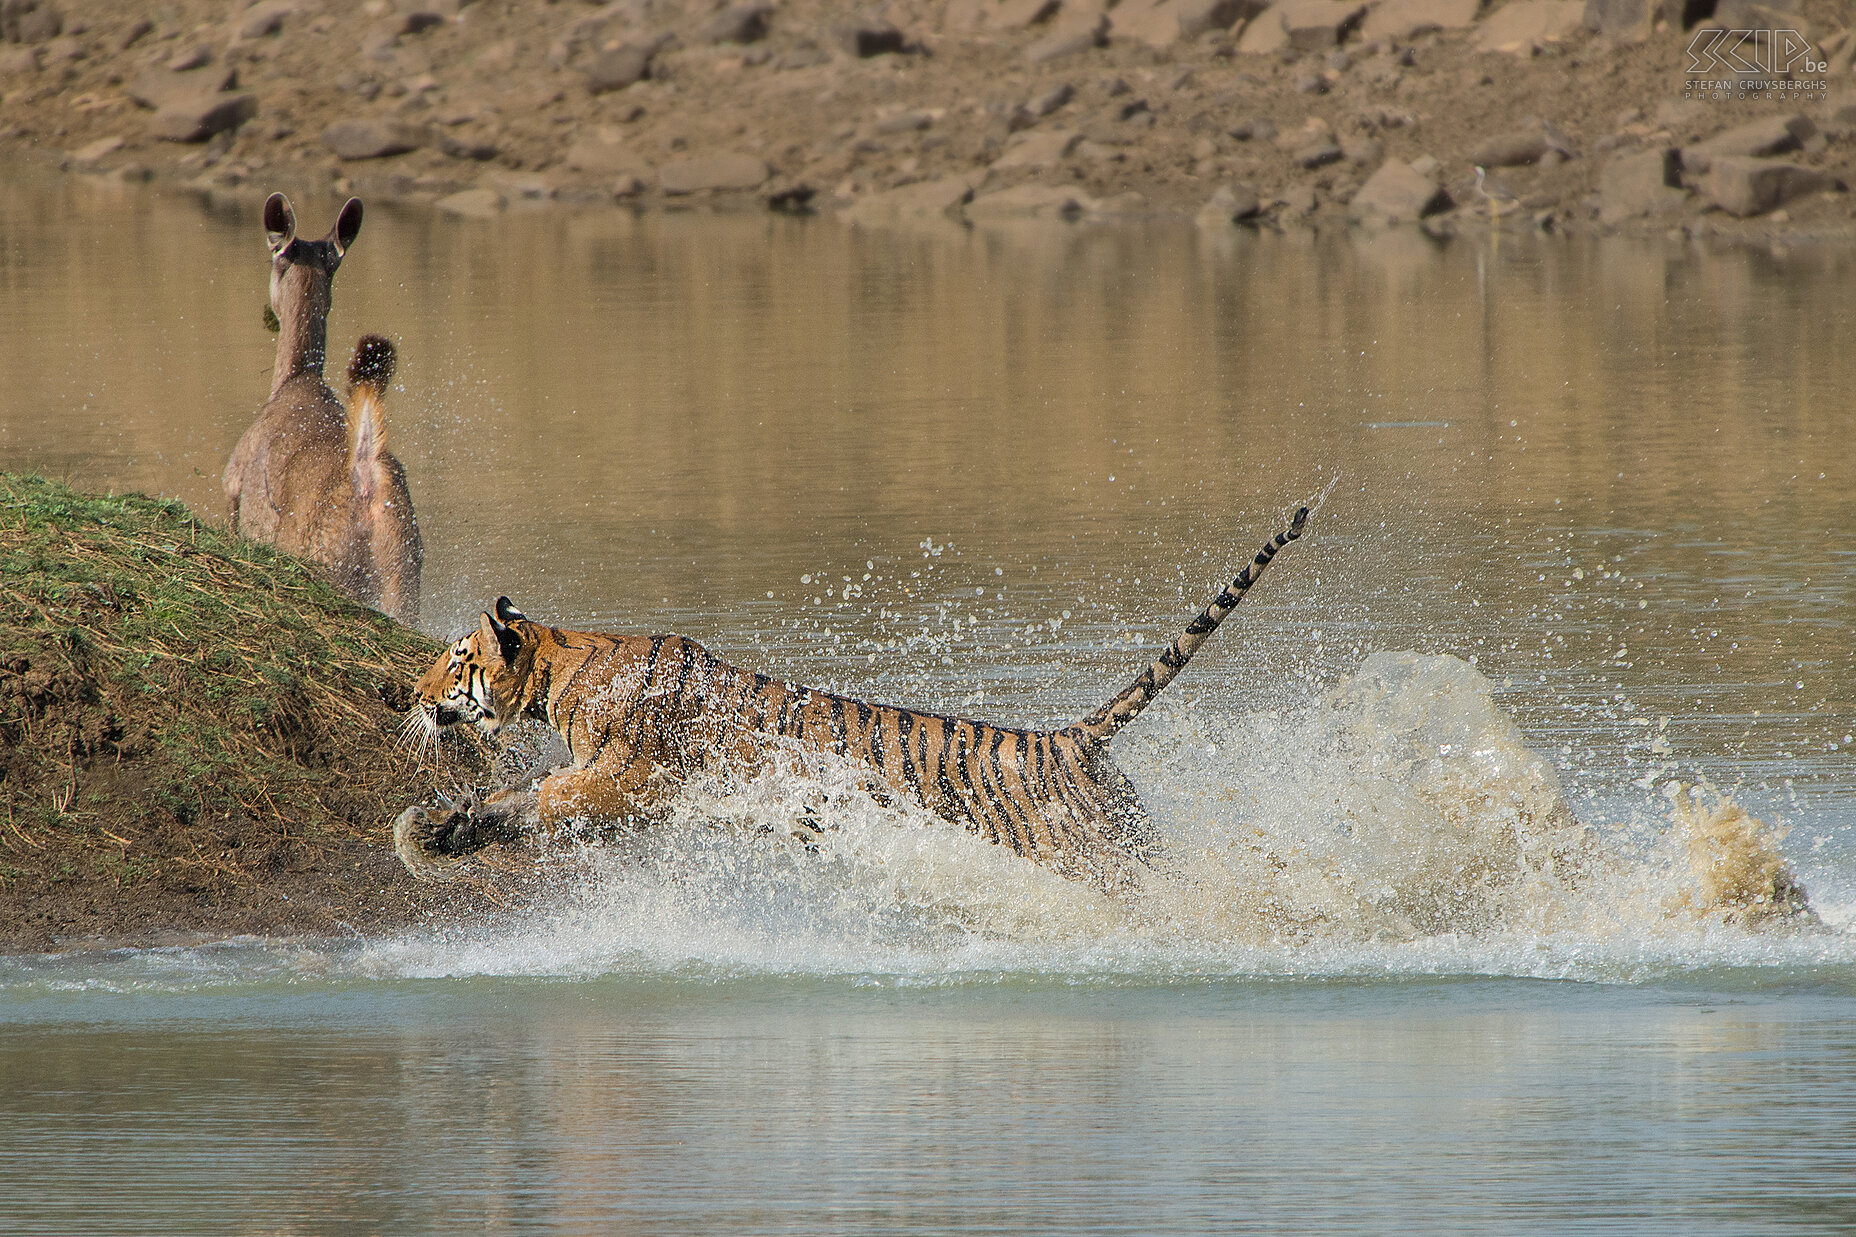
[1,0,1852,241]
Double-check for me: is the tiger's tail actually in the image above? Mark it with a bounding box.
[1073,505,1310,743]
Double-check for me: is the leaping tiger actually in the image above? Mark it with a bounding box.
[394,506,1310,892]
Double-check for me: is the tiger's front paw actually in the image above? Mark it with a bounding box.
[393,805,473,881]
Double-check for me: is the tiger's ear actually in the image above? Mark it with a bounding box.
[494,596,527,625]
[481,609,521,668]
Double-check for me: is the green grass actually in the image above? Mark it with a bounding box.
[0,473,486,887]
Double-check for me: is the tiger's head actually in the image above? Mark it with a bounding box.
[410,596,532,742]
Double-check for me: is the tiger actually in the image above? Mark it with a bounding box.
[393,506,1309,893]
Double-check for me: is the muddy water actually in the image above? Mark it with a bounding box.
[3,177,1855,1234]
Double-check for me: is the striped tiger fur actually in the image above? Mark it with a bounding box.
[394,506,1309,891]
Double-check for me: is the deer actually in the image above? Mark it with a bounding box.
[223,193,423,626]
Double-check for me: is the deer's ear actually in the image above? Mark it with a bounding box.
[333,197,363,254]
[263,193,295,253]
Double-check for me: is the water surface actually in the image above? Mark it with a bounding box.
[2,178,1854,1233]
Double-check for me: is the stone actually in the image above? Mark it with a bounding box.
[1348,158,1450,221]
[965,183,1098,220]
[439,132,498,160]
[3,0,60,44]
[1235,9,1287,53]
[836,20,909,57]
[989,127,1082,170]
[128,65,239,110]
[1026,82,1075,118]
[1597,148,1687,224]
[1343,136,1383,166]
[1582,0,1651,41]
[236,1,301,40]
[435,188,505,217]
[1705,158,1833,217]
[1682,115,1816,175]
[842,174,977,224]
[989,0,1062,30]
[1408,153,1441,178]
[1112,0,1263,48]
[68,133,121,164]
[166,45,211,72]
[321,118,425,159]
[874,109,934,135]
[1279,0,1367,50]
[116,18,152,51]
[150,93,257,142]
[396,11,445,36]
[583,45,653,94]
[1468,130,1552,167]
[1296,141,1343,168]
[1228,115,1276,140]
[777,41,830,70]
[1361,0,1480,41]
[701,3,772,44]
[658,152,770,193]
[1472,0,1583,54]
[1026,13,1108,62]
[0,45,39,74]
[1195,182,1263,224]
[564,131,648,175]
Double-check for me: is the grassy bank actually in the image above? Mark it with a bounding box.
[0,474,504,950]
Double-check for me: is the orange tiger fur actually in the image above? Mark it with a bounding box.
[394,508,1309,891]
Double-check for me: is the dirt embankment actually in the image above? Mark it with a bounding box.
[2,0,1854,235]
[0,474,526,952]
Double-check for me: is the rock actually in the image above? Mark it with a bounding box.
[1296,142,1343,168]
[1236,8,1288,53]
[0,45,39,74]
[1705,158,1833,218]
[1409,153,1441,178]
[1682,115,1816,175]
[990,0,1062,30]
[701,3,772,44]
[583,45,653,94]
[1597,148,1686,224]
[564,131,648,175]
[3,0,60,44]
[874,109,934,135]
[1582,0,1651,41]
[1112,0,1264,48]
[1195,182,1263,225]
[166,45,211,72]
[1472,0,1583,55]
[842,174,976,224]
[435,188,505,217]
[777,41,830,70]
[965,183,1098,221]
[236,1,299,40]
[128,65,239,110]
[1228,116,1276,141]
[68,133,121,165]
[321,119,425,159]
[836,20,909,57]
[1279,0,1367,50]
[1468,130,1552,168]
[116,17,151,50]
[990,127,1082,170]
[1361,0,1480,41]
[150,93,257,142]
[1026,13,1108,62]
[397,11,445,36]
[439,132,498,161]
[658,153,770,193]
[1026,82,1075,118]
[1347,158,1450,221]
[1343,137,1383,166]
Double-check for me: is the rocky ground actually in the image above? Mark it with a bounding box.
[1,0,1854,234]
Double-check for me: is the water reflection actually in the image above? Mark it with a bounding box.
[1,176,1850,795]
[3,979,1855,1234]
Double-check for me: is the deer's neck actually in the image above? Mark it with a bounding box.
[270,272,332,397]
